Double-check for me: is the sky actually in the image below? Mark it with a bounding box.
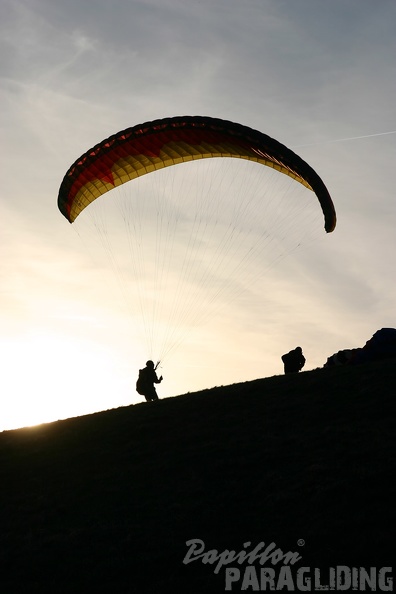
[1,0,395,431]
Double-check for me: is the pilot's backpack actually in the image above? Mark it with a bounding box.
[136,368,147,395]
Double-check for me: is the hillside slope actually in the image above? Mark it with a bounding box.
[0,359,395,593]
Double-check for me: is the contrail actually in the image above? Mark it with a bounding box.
[294,130,396,148]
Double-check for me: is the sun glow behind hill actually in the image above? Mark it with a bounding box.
[0,333,133,431]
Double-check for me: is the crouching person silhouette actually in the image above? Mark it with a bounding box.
[281,346,306,374]
[136,360,163,402]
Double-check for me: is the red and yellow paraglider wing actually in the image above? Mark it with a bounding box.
[58,116,336,232]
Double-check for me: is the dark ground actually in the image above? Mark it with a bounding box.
[0,358,395,593]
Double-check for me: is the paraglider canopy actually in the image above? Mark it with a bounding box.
[58,116,336,232]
